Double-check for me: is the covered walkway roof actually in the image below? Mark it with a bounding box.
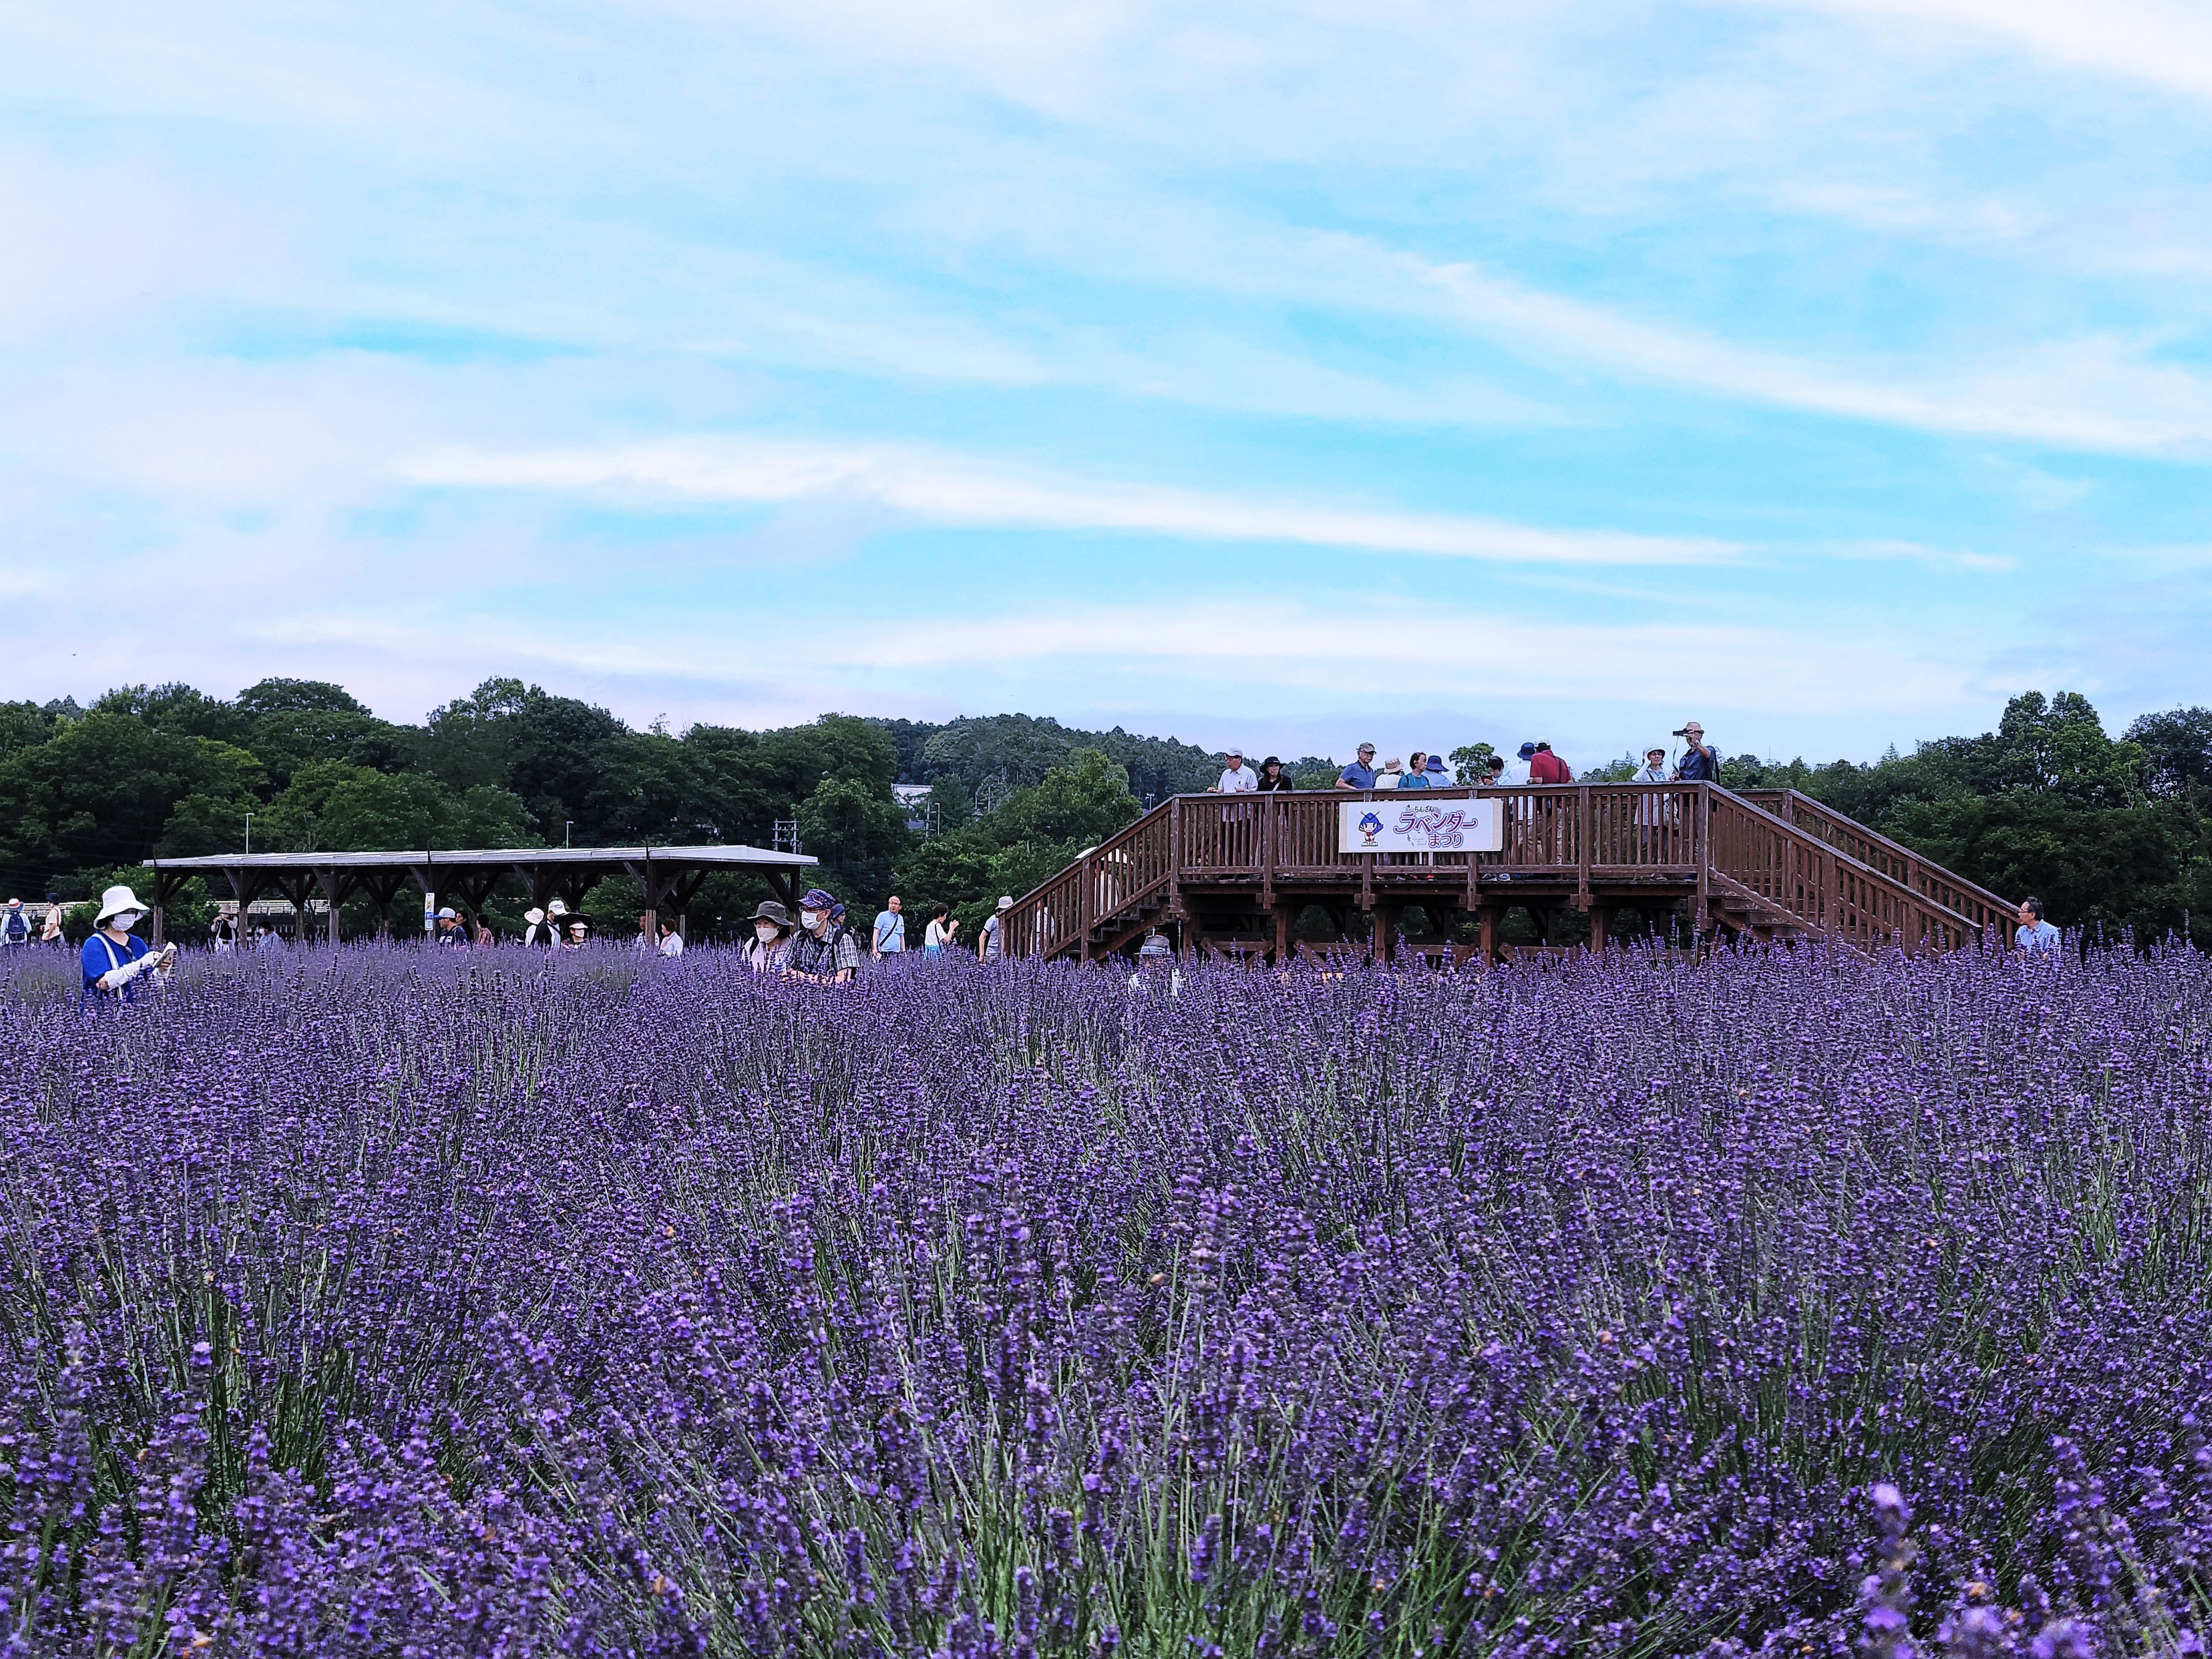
[139,844,817,943]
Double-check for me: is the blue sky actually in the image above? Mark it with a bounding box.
[4,0,2211,769]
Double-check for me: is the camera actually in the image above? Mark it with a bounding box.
[1671,728,1689,737]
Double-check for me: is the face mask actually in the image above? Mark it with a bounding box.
[801,910,823,930]
[755,924,779,943]
[110,911,142,931]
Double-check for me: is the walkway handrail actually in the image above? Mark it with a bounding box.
[1738,788,2014,936]
[1706,788,1990,952]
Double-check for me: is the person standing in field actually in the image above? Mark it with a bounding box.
[79,885,175,1003]
[923,906,957,957]
[744,901,793,973]
[786,888,860,985]
[40,899,65,946]
[657,918,684,957]
[979,895,1011,961]
[1,899,29,950]
[434,907,467,947]
[872,895,905,959]
[2013,897,2062,957]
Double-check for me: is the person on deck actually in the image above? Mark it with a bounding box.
[1398,751,1434,789]
[786,888,860,985]
[1478,755,1505,786]
[1528,743,1573,784]
[80,885,176,1004]
[1211,749,1258,793]
[1335,744,1379,790]
[1633,747,1670,785]
[744,901,793,973]
[1256,757,1296,792]
[1500,743,1536,785]
[1424,754,1449,784]
[1672,723,1719,783]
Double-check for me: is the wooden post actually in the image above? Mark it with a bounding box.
[1588,902,1611,954]
[1079,851,1094,963]
[1371,901,1396,967]
[320,869,342,945]
[1274,901,1295,963]
[1478,902,1500,965]
[1693,786,1712,934]
[1574,785,1592,912]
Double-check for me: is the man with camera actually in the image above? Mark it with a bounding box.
[1672,722,1719,783]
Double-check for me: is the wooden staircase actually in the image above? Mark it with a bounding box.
[996,782,2012,963]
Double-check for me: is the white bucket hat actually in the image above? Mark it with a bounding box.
[547,899,568,916]
[525,907,546,925]
[997,895,1014,910]
[96,884,148,924]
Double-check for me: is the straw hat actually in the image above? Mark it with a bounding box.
[96,884,148,924]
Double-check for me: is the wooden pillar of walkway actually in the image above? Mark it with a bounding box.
[1273,902,1296,964]
[1588,901,1612,954]
[1477,901,1502,965]
[1370,901,1397,966]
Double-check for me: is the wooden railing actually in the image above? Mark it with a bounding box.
[1707,790,1985,953]
[997,784,2007,961]
[1739,789,2012,938]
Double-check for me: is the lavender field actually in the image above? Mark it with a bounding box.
[3,943,2210,1657]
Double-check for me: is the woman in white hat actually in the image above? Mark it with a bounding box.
[523,906,549,947]
[80,884,176,1003]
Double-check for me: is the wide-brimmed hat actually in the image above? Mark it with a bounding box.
[547,899,568,917]
[1516,742,1537,758]
[997,895,1014,910]
[525,907,546,925]
[750,900,792,932]
[96,884,147,924]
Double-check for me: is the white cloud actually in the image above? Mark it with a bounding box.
[1406,253,2212,455]
[1757,0,2212,101]
[403,436,1742,566]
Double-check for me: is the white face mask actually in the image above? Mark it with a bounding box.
[800,910,823,930]
[109,911,141,931]
[755,924,779,942]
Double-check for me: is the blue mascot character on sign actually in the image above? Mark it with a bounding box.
[1357,811,1385,848]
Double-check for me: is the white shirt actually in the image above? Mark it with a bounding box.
[924,919,952,949]
[1499,759,1533,784]
[658,932,685,957]
[1216,765,1258,793]
[1632,764,1669,784]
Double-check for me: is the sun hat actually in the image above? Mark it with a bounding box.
[750,900,792,931]
[800,887,837,912]
[1646,745,1667,759]
[997,895,1014,910]
[547,899,568,917]
[1517,742,1537,758]
[96,884,148,923]
[1426,754,1446,773]
[525,907,546,925]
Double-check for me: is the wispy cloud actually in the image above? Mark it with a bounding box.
[1758,0,2212,101]
[1405,253,2212,456]
[403,437,1743,567]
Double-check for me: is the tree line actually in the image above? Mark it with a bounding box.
[2,679,2205,947]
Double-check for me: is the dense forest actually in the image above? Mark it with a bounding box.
[1,679,2206,947]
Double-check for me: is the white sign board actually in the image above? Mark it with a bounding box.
[1339,797,1504,854]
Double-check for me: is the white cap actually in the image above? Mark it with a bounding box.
[96,884,147,923]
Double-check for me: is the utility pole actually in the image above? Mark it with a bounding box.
[565,821,573,848]
[244,812,253,855]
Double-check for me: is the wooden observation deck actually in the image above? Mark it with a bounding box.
[996,782,2013,964]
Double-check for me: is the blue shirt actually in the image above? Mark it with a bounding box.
[2016,920,2062,956]
[1338,761,1376,789]
[873,910,904,952]
[1674,744,1719,782]
[81,931,153,1000]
